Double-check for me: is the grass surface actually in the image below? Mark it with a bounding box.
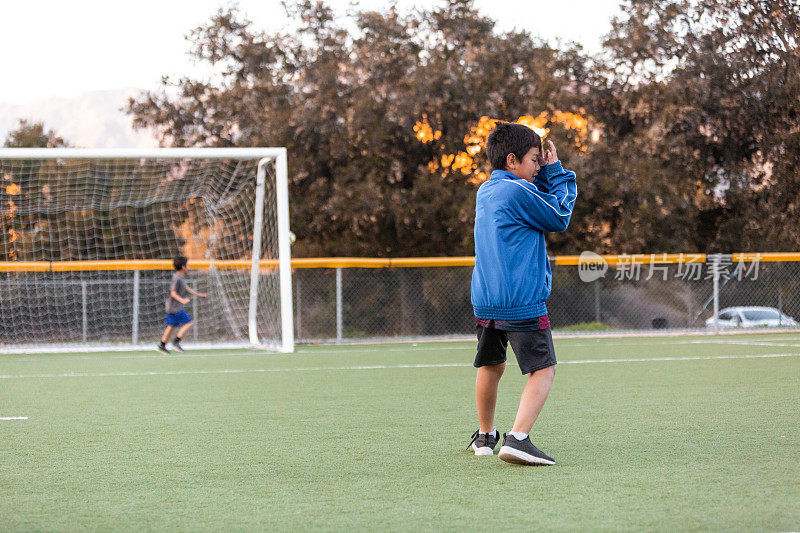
[2,333,799,531]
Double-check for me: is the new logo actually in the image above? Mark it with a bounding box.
[578,251,608,282]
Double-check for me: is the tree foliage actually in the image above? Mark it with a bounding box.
[128,0,800,256]
[2,120,68,259]
[579,0,800,252]
[3,119,68,149]
[1,121,193,261]
[128,0,586,256]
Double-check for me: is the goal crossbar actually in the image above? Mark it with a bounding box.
[0,147,287,160]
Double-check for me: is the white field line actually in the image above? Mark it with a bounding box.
[1,344,472,363]
[566,338,800,348]
[0,417,28,420]
[0,352,798,380]
[7,343,545,362]
[3,331,798,356]
[6,337,800,363]
[687,335,800,342]
[688,340,800,347]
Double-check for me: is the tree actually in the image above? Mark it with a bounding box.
[1,121,193,261]
[1,121,67,259]
[581,0,800,252]
[129,0,799,256]
[3,119,68,149]
[128,0,588,257]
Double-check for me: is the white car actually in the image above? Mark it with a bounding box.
[706,306,798,329]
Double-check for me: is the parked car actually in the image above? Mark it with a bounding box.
[705,306,798,329]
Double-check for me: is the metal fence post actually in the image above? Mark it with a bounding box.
[295,275,302,340]
[711,254,720,334]
[594,280,601,323]
[132,270,140,344]
[81,280,88,342]
[192,281,198,341]
[336,267,343,342]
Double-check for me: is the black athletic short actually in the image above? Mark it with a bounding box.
[474,325,556,375]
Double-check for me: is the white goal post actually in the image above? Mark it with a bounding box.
[0,147,293,353]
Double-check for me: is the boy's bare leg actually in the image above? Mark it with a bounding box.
[511,365,555,435]
[476,362,505,433]
[161,326,174,344]
[176,322,193,340]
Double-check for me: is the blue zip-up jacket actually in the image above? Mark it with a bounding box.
[471,161,577,320]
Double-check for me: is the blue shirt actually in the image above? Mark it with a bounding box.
[470,162,577,320]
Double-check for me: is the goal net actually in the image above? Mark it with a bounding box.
[0,148,293,352]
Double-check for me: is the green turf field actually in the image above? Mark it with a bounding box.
[2,333,799,531]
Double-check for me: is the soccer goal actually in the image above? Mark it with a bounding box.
[0,148,293,353]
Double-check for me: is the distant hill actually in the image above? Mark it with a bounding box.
[0,89,158,148]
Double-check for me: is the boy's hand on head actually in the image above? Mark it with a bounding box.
[536,146,547,167]
[544,140,558,165]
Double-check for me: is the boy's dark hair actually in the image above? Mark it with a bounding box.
[486,122,542,171]
[173,255,188,271]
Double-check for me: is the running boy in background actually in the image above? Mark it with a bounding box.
[467,122,577,465]
[157,256,207,354]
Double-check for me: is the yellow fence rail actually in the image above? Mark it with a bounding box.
[0,253,798,272]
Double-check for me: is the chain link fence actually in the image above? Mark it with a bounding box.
[1,255,798,349]
[294,255,800,342]
[549,255,800,332]
[0,270,280,346]
[293,266,474,342]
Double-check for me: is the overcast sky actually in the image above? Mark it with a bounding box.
[0,0,623,105]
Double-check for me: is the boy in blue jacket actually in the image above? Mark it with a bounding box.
[466,122,577,465]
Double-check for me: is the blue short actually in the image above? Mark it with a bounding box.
[165,310,192,327]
